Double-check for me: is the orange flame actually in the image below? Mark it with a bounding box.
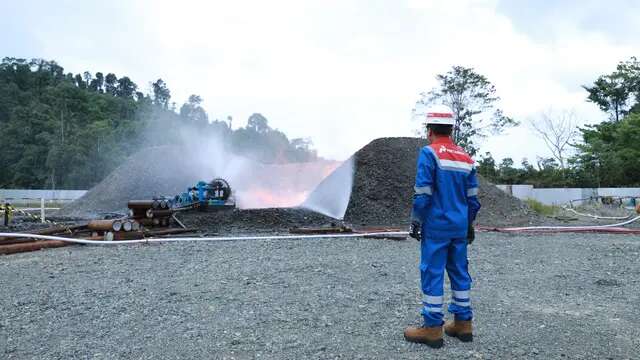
[235,160,341,209]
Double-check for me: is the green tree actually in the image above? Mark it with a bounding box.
[89,72,104,92]
[247,113,269,133]
[179,94,208,124]
[572,113,640,186]
[152,79,171,109]
[104,73,118,95]
[74,74,86,89]
[583,57,640,122]
[476,152,498,181]
[116,76,137,98]
[414,65,517,154]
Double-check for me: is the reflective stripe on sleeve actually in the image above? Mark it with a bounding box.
[467,188,478,197]
[414,185,432,195]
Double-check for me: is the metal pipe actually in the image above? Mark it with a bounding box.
[146,209,173,219]
[172,214,186,229]
[112,220,123,232]
[88,220,121,232]
[122,220,133,232]
[0,240,70,255]
[0,224,87,242]
[127,200,155,209]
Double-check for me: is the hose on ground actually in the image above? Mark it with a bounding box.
[563,207,632,221]
[2,216,640,247]
[498,215,640,231]
[0,231,410,246]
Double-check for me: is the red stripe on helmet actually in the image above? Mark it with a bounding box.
[427,112,453,118]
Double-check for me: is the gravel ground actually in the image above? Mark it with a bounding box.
[1,232,639,359]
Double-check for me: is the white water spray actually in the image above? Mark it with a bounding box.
[301,157,355,219]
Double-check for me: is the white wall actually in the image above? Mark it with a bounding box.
[497,185,639,206]
[0,189,87,203]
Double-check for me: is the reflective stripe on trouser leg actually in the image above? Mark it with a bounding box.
[420,235,450,327]
[446,237,473,321]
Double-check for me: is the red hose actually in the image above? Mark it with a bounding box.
[477,225,640,234]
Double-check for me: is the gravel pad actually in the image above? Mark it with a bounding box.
[1,233,639,359]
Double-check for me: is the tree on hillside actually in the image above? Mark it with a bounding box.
[74,74,85,89]
[152,78,171,109]
[105,73,118,95]
[0,57,321,189]
[529,109,579,169]
[247,113,269,134]
[583,57,640,122]
[414,65,517,155]
[82,71,92,89]
[116,76,137,98]
[179,94,208,124]
[89,72,104,92]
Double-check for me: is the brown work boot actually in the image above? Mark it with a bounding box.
[444,319,473,342]
[403,325,444,348]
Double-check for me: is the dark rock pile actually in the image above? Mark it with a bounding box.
[179,208,338,235]
[307,137,542,227]
[62,147,200,217]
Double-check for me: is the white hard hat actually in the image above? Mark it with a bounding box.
[425,105,455,126]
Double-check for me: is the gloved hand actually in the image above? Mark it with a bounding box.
[409,221,421,241]
[467,222,475,245]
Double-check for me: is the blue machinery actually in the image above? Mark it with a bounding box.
[173,178,235,210]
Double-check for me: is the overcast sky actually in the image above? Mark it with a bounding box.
[4,0,640,162]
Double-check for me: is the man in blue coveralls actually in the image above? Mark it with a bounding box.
[403,105,481,348]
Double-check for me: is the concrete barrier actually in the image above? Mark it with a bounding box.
[496,185,640,206]
[0,189,87,204]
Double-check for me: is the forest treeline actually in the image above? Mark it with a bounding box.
[0,58,317,189]
[3,56,640,190]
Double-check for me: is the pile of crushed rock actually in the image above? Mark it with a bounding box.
[65,137,541,230]
[62,146,337,217]
[307,137,541,227]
